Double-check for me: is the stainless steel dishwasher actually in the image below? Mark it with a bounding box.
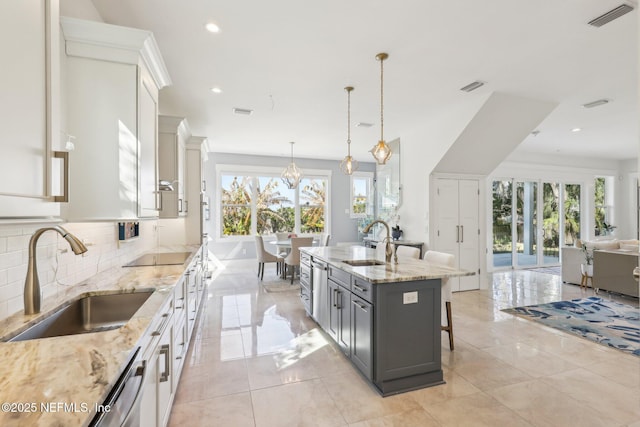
[312,259,328,330]
[89,347,145,427]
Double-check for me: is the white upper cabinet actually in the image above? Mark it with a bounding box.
[60,17,171,221]
[158,116,191,218]
[0,0,63,218]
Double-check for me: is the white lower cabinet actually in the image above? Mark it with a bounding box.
[139,248,207,427]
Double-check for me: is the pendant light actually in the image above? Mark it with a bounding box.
[340,86,359,175]
[281,141,303,189]
[370,52,392,165]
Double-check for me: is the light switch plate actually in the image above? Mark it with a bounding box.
[403,291,418,304]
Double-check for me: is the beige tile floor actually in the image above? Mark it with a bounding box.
[168,259,640,427]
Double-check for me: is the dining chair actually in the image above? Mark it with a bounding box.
[284,237,314,284]
[395,245,420,261]
[254,235,283,280]
[274,232,290,274]
[423,250,456,350]
[319,233,331,246]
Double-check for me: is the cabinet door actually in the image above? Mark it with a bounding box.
[458,180,480,291]
[138,71,159,218]
[0,0,61,216]
[139,350,158,427]
[351,295,373,380]
[327,280,340,341]
[336,285,351,357]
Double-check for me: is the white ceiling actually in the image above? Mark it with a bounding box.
[89,0,638,162]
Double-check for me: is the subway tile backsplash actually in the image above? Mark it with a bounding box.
[0,221,157,321]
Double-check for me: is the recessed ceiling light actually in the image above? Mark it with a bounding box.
[356,122,374,128]
[571,128,582,132]
[205,23,220,33]
[210,87,222,94]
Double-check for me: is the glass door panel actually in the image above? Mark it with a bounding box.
[516,181,537,266]
[492,180,512,268]
[542,182,560,264]
[564,184,581,246]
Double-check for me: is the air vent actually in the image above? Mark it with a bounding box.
[460,81,485,92]
[588,4,634,27]
[356,122,374,128]
[233,107,253,115]
[582,99,611,108]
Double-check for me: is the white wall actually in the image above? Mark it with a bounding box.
[0,221,156,320]
[60,0,104,21]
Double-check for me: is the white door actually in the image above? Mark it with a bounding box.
[434,178,480,291]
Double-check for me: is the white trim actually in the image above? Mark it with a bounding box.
[216,163,332,177]
[350,171,374,218]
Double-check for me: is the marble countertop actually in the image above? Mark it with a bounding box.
[0,246,199,427]
[300,246,473,284]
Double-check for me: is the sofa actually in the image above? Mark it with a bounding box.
[561,239,639,297]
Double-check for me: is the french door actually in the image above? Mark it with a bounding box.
[492,179,581,269]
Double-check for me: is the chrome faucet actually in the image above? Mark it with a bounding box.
[363,220,397,264]
[24,226,88,315]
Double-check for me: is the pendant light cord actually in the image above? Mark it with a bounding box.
[347,88,352,156]
[380,55,384,142]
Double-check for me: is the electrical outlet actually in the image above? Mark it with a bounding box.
[403,291,418,304]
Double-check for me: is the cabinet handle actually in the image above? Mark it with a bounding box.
[460,225,464,243]
[53,151,69,202]
[202,180,206,191]
[184,200,188,213]
[159,344,170,382]
[178,198,183,212]
[352,300,367,312]
[332,289,337,308]
[151,313,170,336]
[336,290,342,309]
[353,284,367,293]
[456,225,460,243]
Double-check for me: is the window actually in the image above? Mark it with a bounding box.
[350,172,373,218]
[221,175,252,236]
[594,176,613,236]
[217,165,331,238]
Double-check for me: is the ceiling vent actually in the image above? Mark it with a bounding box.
[582,99,611,108]
[588,4,634,27]
[356,122,374,128]
[460,81,485,92]
[233,107,253,115]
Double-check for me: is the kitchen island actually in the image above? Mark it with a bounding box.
[299,245,473,396]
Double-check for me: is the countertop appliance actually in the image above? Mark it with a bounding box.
[123,252,192,267]
[312,258,328,329]
[89,347,145,426]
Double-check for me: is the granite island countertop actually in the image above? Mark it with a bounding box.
[0,246,199,427]
[300,245,473,284]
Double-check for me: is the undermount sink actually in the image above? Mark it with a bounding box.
[342,259,385,267]
[8,291,154,342]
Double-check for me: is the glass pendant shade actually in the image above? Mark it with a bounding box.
[370,140,392,165]
[340,155,359,175]
[370,52,393,165]
[281,141,302,189]
[341,86,359,175]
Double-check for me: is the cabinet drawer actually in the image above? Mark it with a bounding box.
[300,282,312,315]
[300,252,311,267]
[352,277,373,303]
[300,265,311,285]
[328,265,351,288]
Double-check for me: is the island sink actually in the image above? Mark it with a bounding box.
[8,291,154,342]
[342,259,385,267]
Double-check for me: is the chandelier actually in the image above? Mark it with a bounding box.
[340,86,359,175]
[281,141,303,189]
[370,52,392,165]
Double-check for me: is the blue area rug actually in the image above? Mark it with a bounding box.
[503,297,640,357]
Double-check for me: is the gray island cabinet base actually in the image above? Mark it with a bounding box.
[374,278,443,395]
[298,246,472,396]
